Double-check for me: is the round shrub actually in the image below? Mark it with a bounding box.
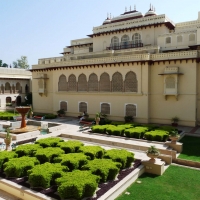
[15,144,42,157]
[57,140,84,153]
[35,137,64,148]
[0,151,18,169]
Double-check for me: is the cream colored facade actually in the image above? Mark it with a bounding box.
[32,7,200,127]
[0,67,32,109]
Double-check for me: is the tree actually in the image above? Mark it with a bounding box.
[13,56,29,69]
[0,60,2,67]
[2,63,8,68]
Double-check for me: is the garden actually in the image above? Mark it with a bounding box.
[90,123,179,142]
[0,137,139,200]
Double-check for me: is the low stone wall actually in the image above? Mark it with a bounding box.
[173,158,200,168]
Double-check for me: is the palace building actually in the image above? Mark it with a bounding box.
[31,5,200,126]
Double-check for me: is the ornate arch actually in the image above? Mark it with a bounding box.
[68,74,77,91]
[88,73,98,91]
[112,72,123,92]
[99,72,110,92]
[78,74,87,91]
[124,71,138,92]
[58,74,67,91]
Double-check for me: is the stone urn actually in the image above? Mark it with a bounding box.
[95,117,100,125]
[146,145,160,163]
[169,136,179,144]
[4,138,12,151]
[147,153,160,163]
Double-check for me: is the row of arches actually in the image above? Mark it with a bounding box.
[166,33,196,44]
[58,71,138,92]
[60,101,137,117]
[0,82,22,94]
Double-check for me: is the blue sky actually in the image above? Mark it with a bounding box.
[0,0,199,68]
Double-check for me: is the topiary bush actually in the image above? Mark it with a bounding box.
[144,130,169,142]
[104,149,134,169]
[56,170,99,200]
[57,140,84,153]
[78,146,105,160]
[44,114,57,119]
[54,153,88,171]
[106,126,124,136]
[28,163,68,189]
[82,159,121,182]
[0,151,18,169]
[14,144,42,157]
[35,147,64,163]
[4,157,39,178]
[91,125,110,134]
[124,127,148,138]
[35,137,64,148]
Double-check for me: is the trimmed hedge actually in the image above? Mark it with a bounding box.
[157,126,178,134]
[82,159,121,182]
[35,137,64,148]
[14,144,42,157]
[78,146,105,160]
[57,140,84,153]
[144,130,169,142]
[28,163,68,189]
[4,157,39,178]
[124,127,148,138]
[104,149,134,169]
[0,151,18,169]
[56,170,99,200]
[106,126,124,136]
[54,153,88,171]
[91,125,112,134]
[44,114,57,119]
[35,147,64,163]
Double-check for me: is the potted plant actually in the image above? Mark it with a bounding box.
[124,116,133,123]
[95,112,101,125]
[57,109,65,117]
[4,128,12,151]
[171,116,179,126]
[169,130,179,144]
[146,145,160,162]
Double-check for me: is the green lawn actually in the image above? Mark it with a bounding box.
[116,165,200,200]
[178,136,200,162]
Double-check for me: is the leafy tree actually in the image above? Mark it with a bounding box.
[0,60,2,67]
[2,63,8,68]
[13,56,29,69]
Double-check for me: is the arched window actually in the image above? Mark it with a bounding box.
[121,35,129,49]
[177,35,182,43]
[112,72,123,92]
[132,33,141,44]
[88,73,98,91]
[166,77,175,89]
[79,102,87,112]
[5,82,11,93]
[125,104,136,117]
[60,101,67,111]
[166,37,171,44]
[124,71,138,92]
[68,74,77,91]
[99,72,110,92]
[78,74,87,91]
[101,103,110,115]
[189,33,195,42]
[111,36,119,49]
[16,82,21,90]
[58,74,67,91]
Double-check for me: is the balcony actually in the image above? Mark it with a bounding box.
[107,42,143,50]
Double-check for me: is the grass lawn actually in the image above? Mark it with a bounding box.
[178,136,200,162]
[116,165,200,200]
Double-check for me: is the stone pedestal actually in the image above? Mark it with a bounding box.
[142,159,165,175]
[165,141,182,153]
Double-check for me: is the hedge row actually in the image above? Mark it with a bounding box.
[91,124,177,142]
